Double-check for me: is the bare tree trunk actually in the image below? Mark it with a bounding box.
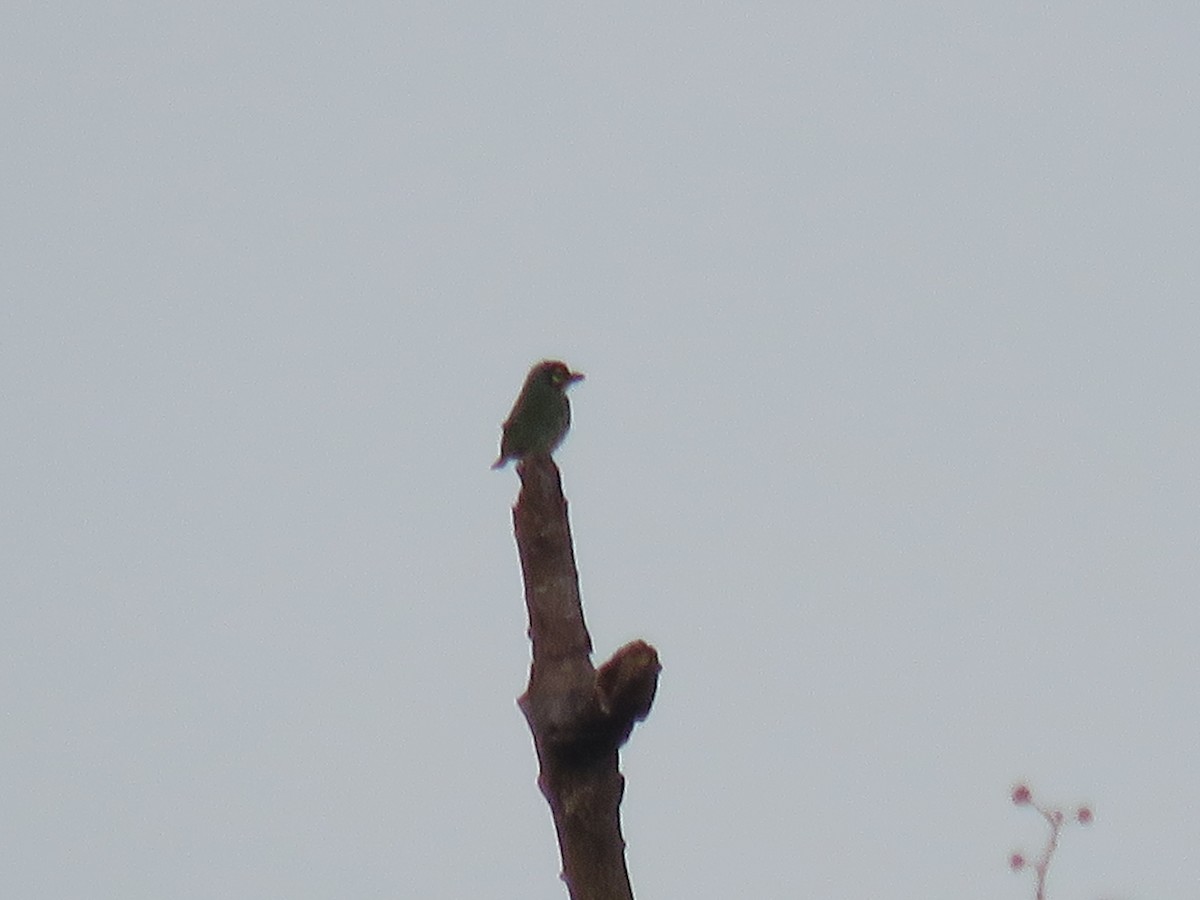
[510,455,660,900]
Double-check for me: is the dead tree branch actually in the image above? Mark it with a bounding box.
[510,455,660,900]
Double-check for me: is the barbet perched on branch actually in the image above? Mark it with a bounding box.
[492,360,584,469]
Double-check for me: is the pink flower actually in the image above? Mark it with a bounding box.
[1077,806,1094,824]
[1010,852,1026,871]
[1011,784,1032,805]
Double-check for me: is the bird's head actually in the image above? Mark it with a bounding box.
[534,360,585,391]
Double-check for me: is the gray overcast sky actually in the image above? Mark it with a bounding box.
[3,3,1197,898]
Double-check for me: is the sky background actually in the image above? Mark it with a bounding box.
[3,3,1198,898]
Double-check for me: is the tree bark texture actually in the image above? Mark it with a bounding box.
[511,455,660,900]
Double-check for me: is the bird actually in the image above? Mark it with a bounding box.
[492,360,584,469]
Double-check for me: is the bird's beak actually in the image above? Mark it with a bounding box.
[568,371,585,383]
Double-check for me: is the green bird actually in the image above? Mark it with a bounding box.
[492,360,585,469]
